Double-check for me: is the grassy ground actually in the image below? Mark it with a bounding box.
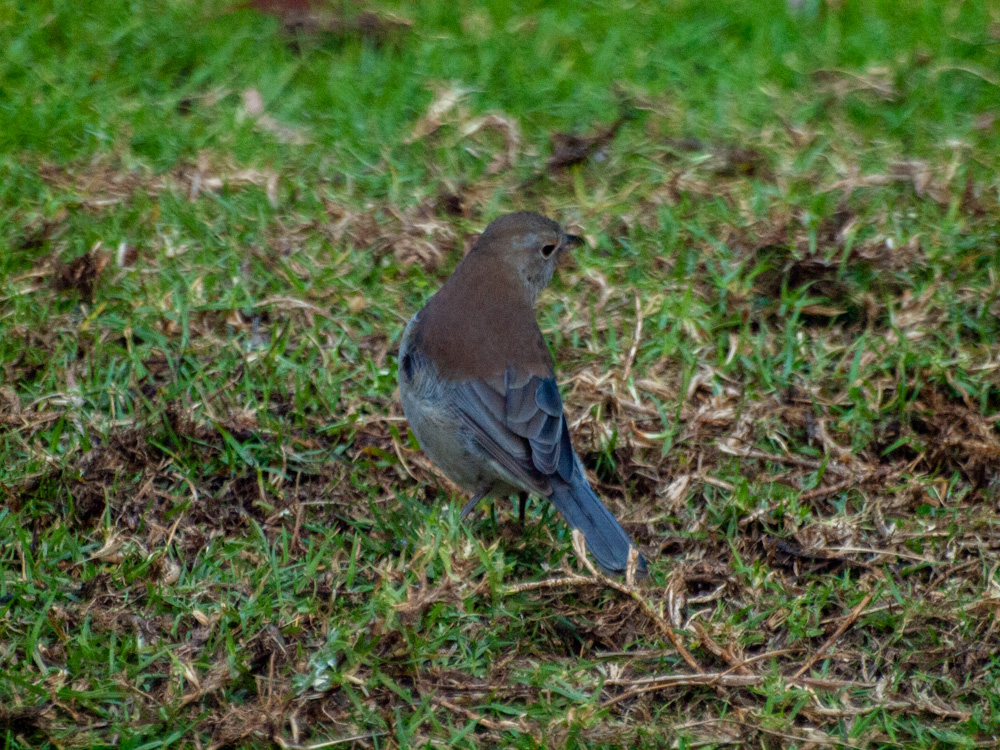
[3,0,1000,747]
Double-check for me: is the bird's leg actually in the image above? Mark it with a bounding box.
[459,491,486,520]
[517,492,528,526]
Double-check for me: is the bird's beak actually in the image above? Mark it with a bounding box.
[562,233,585,250]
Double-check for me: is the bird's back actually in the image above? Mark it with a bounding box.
[409,253,553,383]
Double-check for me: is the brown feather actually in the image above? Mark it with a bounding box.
[413,250,554,380]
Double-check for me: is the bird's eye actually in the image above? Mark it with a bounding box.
[540,243,557,258]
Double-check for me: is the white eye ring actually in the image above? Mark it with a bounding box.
[540,243,557,258]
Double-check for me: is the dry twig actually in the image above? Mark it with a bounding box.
[571,531,705,673]
[792,585,880,680]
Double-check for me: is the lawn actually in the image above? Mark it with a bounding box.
[2,0,1000,747]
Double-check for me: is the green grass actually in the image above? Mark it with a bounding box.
[2,0,1000,747]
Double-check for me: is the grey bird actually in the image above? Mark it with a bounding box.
[397,211,647,575]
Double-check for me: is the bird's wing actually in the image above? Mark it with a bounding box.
[449,366,574,496]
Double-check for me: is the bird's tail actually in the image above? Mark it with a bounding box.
[549,465,647,576]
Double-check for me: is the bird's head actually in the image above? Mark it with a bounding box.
[467,212,584,304]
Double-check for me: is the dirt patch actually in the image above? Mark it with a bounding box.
[246,0,412,47]
[52,247,110,302]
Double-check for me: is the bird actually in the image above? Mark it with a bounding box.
[397,211,647,576]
